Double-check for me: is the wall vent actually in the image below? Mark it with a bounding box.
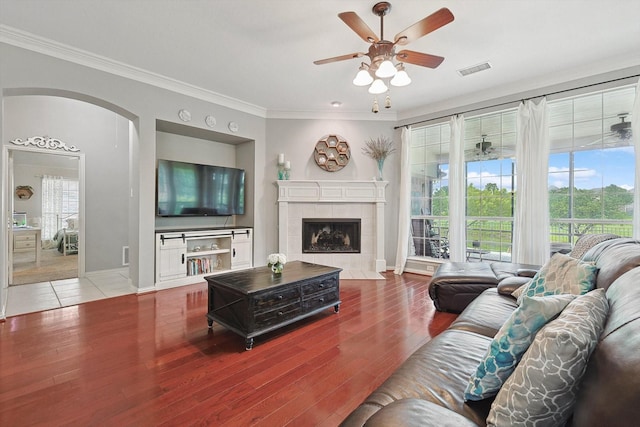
[122,246,129,266]
[457,62,492,77]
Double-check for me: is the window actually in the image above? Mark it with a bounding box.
[463,111,517,260]
[410,123,450,258]
[409,84,636,261]
[548,86,635,246]
[42,176,79,242]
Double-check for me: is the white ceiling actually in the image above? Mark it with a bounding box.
[2,0,640,120]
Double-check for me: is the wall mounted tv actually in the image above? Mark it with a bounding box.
[156,159,245,217]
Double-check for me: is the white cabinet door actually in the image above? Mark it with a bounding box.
[231,231,252,270]
[157,238,187,281]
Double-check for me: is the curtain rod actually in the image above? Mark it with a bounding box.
[394,73,640,130]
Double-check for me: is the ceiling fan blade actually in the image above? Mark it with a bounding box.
[338,11,380,43]
[313,52,365,65]
[396,50,445,68]
[394,8,454,45]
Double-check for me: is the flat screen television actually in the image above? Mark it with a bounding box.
[156,159,245,217]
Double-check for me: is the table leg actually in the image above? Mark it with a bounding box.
[207,318,213,328]
[334,304,340,313]
[245,338,254,351]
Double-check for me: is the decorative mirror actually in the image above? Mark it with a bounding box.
[314,134,351,172]
[15,185,34,200]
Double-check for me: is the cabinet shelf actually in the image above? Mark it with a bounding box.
[187,248,230,257]
[155,227,252,288]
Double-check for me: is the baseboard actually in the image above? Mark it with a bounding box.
[85,267,128,277]
[136,286,156,294]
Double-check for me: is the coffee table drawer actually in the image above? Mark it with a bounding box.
[301,276,338,296]
[255,303,302,329]
[302,288,339,311]
[254,287,300,310]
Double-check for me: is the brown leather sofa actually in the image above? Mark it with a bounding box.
[428,261,540,313]
[341,238,640,426]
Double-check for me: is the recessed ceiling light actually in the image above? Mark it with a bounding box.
[331,101,342,108]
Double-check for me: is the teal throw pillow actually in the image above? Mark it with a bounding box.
[488,289,609,426]
[464,293,576,401]
[516,253,598,305]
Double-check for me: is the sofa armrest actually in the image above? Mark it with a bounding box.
[361,399,480,427]
[516,268,538,278]
[497,276,530,296]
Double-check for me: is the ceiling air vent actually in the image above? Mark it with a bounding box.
[457,62,492,77]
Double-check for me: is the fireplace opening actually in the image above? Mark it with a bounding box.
[302,218,361,253]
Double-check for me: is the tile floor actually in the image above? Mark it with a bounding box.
[6,269,136,317]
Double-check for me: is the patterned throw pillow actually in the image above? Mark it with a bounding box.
[487,288,609,426]
[464,294,576,401]
[515,253,598,304]
[569,233,618,259]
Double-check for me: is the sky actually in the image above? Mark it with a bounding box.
[443,146,635,192]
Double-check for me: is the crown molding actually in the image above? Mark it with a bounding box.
[266,109,397,121]
[0,25,268,118]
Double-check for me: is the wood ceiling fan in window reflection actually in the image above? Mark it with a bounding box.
[465,135,514,161]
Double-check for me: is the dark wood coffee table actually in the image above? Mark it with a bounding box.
[206,261,342,350]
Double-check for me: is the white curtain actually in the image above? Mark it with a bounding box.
[513,98,550,265]
[448,115,466,261]
[632,79,640,239]
[41,175,64,245]
[394,126,412,274]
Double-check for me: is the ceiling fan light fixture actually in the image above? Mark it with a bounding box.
[372,97,380,113]
[390,64,411,86]
[353,64,374,86]
[368,78,388,94]
[375,59,397,78]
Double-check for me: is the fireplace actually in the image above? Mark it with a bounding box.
[302,218,361,254]
[277,180,387,272]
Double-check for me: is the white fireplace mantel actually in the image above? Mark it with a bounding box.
[277,180,388,272]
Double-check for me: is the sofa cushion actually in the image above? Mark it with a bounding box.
[572,267,640,425]
[341,329,494,426]
[513,253,597,303]
[496,276,530,296]
[363,398,480,427]
[490,262,540,282]
[487,288,608,426]
[581,238,640,291]
[464,293,575,401]
[449,288,518,338]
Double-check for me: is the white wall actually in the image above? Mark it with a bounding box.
[4,96,129,271]
[265,118,400,266]
[0,43,268,303]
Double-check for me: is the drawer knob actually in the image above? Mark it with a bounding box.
[277,311,283,316]
[319,297,325,303]
[277,295,283,300]
[319,283,325,288]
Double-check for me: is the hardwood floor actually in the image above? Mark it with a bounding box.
[0,272,456,426]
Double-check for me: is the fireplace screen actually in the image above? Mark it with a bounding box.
[302,218,361,253]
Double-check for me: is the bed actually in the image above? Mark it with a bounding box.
[53,228,78,255]
[53,215,78,255]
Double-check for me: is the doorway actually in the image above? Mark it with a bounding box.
[8,148,85,286]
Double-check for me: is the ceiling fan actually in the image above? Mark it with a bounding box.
[583,113,633,147]
[314,2,454,75]
[465,135,515,160]
[466,135,496,160]
[610,113,632,140]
